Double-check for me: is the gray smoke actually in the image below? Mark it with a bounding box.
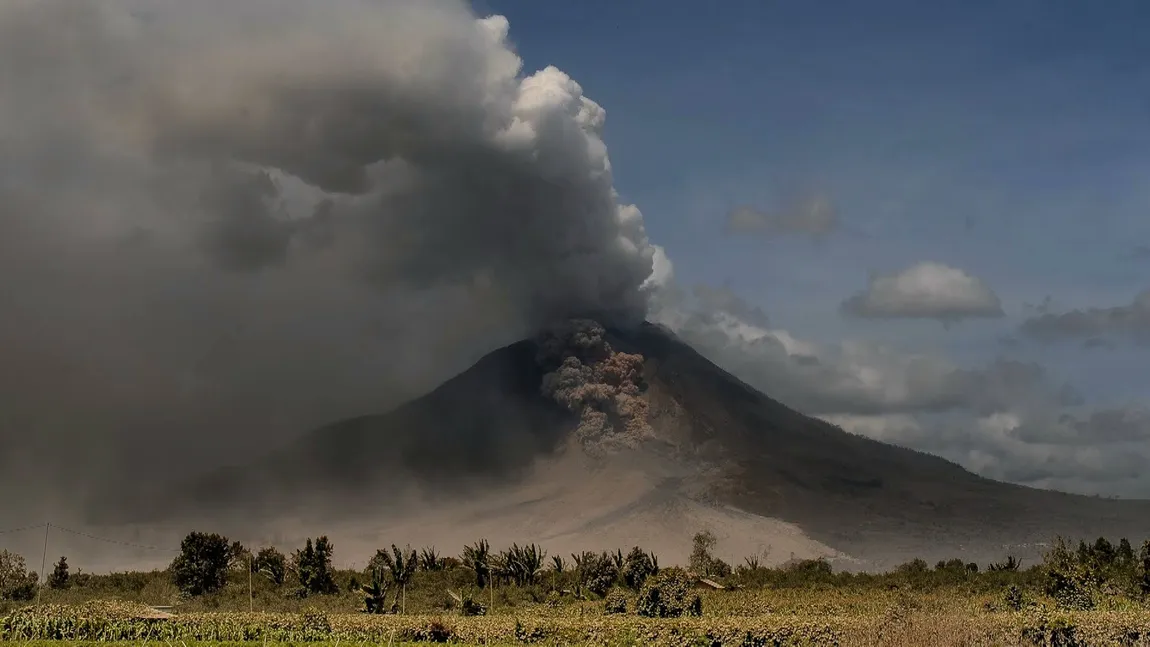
[536,320,653,456]
[0,0,659,519]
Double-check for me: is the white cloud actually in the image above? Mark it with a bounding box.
[650,282,1062,418]
[725,194,838,239]
[650,277,1150,496]
[840,261,1004,323]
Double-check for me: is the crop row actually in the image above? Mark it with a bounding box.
[9,601,1150,646]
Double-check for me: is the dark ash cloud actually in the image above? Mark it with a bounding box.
[0,0,659,521]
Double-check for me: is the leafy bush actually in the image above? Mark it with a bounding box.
[297,606,331,639]
[293,537,338,597]
[603,588,628,614]
[572,551,618,597]
[252,547,287,586]
[636,567,702,618]
[621,547,658,590]
[1004,584,1024,611]
[460,595,487,616]
[170,531,232,596]
[361,570,389,614]
[0,550,36,601]
[1044,538,1097,611]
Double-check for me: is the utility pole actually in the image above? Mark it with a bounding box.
[248,553,253,612]
[37,523,49,605]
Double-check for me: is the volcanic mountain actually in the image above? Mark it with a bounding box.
[160,321,1150,569]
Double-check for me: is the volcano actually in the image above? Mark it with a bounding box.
[161,321,1150,569]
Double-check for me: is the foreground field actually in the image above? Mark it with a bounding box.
[7,531,1150,644]
[5,594,1150,646]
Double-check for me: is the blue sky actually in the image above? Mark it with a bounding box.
[477,0,1150,493]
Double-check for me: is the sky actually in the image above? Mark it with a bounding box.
[0,0,1149,523]
[478,0,1150,495]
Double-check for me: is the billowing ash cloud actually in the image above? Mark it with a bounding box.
[1019,290,1150,345]
[840,262,1004,324]
[0,0,657,515]
[536,319,652,456]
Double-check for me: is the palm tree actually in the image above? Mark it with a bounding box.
[550,555,566,574]
[462,539,491,589]
[419,547,443,571]
[371,544,417,613]
[500,543,546,586]
[361,568,389,614]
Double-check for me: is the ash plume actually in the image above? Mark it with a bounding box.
[536,320,653,456]
[0,0,659,520]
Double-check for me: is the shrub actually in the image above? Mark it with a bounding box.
[253,547,287,585]
[296,606,331,639]
[1004,584,1024,611]
[572,551,618,597]
[293,537,338,596]
[1044,537,1096,610]
[603,588,628,614]
[0,552,36,600]
[362,569,390,614]
[636,567,702,618]
[460,595,487,616]
[621,546,658,590]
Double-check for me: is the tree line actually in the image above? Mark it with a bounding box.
[9,530,1150,615]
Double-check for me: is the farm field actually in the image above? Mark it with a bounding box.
[4,593,1150,646]
[6,532,1150,645]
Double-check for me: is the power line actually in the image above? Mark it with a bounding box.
[50,524,180,553]
[0,523,47,536]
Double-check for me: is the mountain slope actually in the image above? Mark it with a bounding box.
[176,320,1150,568]
[608,323,1150,562]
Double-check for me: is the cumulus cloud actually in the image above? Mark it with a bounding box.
[0,0,658,514]
[840,262,1004,323]
[650,282,1070,419]
[725,194,838,240]
[647,278,1150,496]
[822,408,1150,496]
[1019,290,1150,345]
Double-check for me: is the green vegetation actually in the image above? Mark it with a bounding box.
[0,549,38,602]
[9,531,1150,644]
